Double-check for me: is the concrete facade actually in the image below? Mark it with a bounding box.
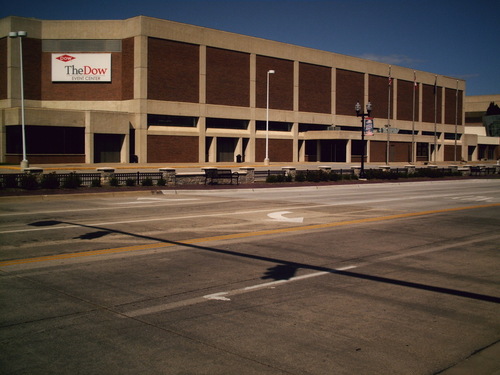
[1,15,496,165]
[464,95,500,161]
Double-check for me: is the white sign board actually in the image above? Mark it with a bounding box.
[52,53,111,82]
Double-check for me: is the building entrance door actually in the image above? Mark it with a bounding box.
[217,137,237,162]
[94,134,124,163]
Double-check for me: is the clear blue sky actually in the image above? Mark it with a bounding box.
[2,0,499,96]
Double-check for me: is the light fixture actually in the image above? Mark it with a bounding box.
[355,101,373,179]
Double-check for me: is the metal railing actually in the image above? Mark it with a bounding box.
[113,172,164,185]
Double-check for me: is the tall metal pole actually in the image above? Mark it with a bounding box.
[264,70,274,165]
[386,66,391,165]
[19,34,27,169]
[411,71,416,164]
[433,76,438,164]
[356,101,371,179]
[9,31,28,169]
[454,80,458,162]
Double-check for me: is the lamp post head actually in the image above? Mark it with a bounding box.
[9,31,27,38]
[268,70,275,74]
[355,101,361,115]
[366,101,372,114]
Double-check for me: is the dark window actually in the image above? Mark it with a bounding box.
[148,114,198,127]
[6,125,84,154]
[444,132,462,140]
[256,121,292,132]
[206,118,248,130]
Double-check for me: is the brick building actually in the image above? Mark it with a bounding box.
[2,15,493,166]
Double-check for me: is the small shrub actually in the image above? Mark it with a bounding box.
[294,171,306,182]
[91,178,102,187]
[40,172,60,189]
[141,178,153,186]
[157,178,166,186]
[305,170,325,182]
[125,178,136,186]
[266,175,278,183]
[329,172,340,181]
[341,173,357,181]
[364,169,399,180]
[4,174,18,188]
[19,174,39,190]
[110,177,120,187]
[266,174,291,183]
[62,173,81,189]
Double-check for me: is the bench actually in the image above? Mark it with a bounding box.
[204,169,239,185]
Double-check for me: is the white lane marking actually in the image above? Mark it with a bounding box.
[124,269,347,318]
[0,198,210,217]
[203,292,231,301]
[451,195,494,202]
[112,198,199,204]
[0,207,301,234]
[267,211,304,223]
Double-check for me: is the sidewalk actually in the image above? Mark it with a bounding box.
[2,160,494,174]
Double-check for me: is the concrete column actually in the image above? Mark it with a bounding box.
[364,73,369,108]
[207,136,216,163]
[250,53,256,108]
[84,111,93,163]
[247,120,256,162]
[346,139,352,163]
[199,45,206,104]
[366,139,371,163]
[293,61,299,112]
[134,35,149,163]
[121,133,129,163]
[198,46,207,163]
[292,122,299,162]
[235,138,243,162]
[198,117,206,163]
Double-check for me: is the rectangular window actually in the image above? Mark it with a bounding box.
[206,118,248,130]
[256,121,292,132]
[444,133,462,140]
[6,125,84,154]
[299,123,330,132]
[148,115,198,128]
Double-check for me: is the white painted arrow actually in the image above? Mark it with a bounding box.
[203,292,231,301]
[267,211,304,223]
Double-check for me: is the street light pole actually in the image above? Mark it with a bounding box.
[264,69,274,165]
[9,31,28,169]
[355,101,372,179]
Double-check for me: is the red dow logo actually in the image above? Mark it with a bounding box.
[56,54,76,62]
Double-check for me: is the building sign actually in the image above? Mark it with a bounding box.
[364,117,374,136]
[52,54,111,82]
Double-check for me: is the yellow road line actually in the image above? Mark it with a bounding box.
[1,203,498,267]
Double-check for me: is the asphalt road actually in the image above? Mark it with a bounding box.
[1,179,499,374]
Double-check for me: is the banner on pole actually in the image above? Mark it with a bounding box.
[364,117,374,136]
